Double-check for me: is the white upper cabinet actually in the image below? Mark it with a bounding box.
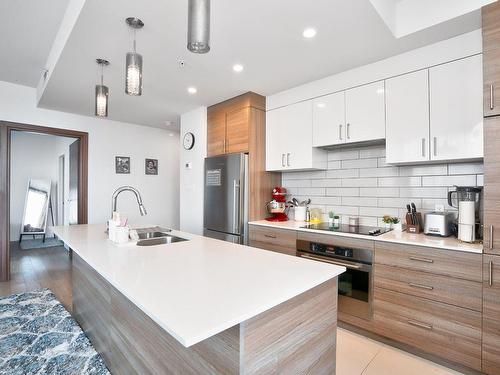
[345,81,386,143]
[266,101,326,171]
[386,69,430,164]
[429,54,483,161]
[312,92,345,147]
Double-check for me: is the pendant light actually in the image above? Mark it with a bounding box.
[125,17,144,96]
[187,0,210,53]
[95,59,109,117]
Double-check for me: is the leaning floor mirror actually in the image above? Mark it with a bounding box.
[19,179,52,243]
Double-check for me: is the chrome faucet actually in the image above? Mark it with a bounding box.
[111,186,147,218]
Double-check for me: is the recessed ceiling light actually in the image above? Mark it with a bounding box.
[187,87,197,94]
[302,28,317,39]
[316,103,326,108]
[233,64,244,73]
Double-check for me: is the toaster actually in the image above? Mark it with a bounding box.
[424,212,455,237]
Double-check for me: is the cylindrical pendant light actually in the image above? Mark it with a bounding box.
[187,0,210,54]
[125,17,144,96]
[95,59,109,117]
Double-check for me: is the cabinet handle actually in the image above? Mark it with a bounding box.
[346,123,350,139]
[490,84,494,110]
[264,234,277,239]
[490,225,494,250]
[409,256,434,263]
[407,319,433,331]
[421,138,426,157]
[281,154,286,167]
[489,261,493,287]
[433,137,437,156]
[339,124,343,140]
[287,153,291,167]
[409,282,434,291]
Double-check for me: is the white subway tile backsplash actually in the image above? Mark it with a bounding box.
[328,149,360,161]
[326,187,360,196]
[341,158,378,169]
[448,162,484,175]
[360,187,400,197]
[341,178,378,187]
[311,179,342,188]
[378,176,421,187]
[342,197,378,207]
[422,175,477,187]
[327,169,359,178]
[400,187,448,198]
[297,187,325,196]
[399,164,448,176]
[359,167,399,178]
[281,145,483,227]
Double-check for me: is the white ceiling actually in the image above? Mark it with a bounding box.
[0,0,69,86]
[9,0,483,129]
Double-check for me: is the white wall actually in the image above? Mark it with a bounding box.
[1,81,180,232]
[179,107,207,235]
[10,132,75,239]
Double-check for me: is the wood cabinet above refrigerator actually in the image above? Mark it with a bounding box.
[207,92,264,157]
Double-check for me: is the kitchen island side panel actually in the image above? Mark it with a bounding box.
[72,253,339,374]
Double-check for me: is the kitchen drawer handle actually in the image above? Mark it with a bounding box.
[299,254,363,269]
[408,282,434,291]
[407,319,433,331]
[409,256,434,263]
[490,225,494,250]
[264,234,277,239]
[489,261,493,287]
[421,138,426,157]
[339,124,343,140]
[491,84,494,110]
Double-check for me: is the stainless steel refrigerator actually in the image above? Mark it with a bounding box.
[204,153,248,244]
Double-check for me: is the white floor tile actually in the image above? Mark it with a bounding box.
[336,328,382,375]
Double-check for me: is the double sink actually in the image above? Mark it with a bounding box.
[135,227,188,246]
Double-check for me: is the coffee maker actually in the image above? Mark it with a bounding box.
[448,186,483,243]
[265,187,289,222]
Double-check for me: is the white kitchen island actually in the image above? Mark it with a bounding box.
[52,224,345,374]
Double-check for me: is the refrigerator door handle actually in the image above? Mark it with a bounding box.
[233,179,240,234]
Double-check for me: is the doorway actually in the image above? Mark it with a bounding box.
[0,121,88,282]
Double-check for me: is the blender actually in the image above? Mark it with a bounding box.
[448,186,483,243]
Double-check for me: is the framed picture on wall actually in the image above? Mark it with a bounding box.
[145,159,158,175]
[115,156,130,174]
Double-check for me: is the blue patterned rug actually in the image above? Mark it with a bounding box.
[0,289,110,374]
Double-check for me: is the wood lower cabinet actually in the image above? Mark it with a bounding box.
[248,225,297,256]
[483,255,500,375]
[374,288,482,371]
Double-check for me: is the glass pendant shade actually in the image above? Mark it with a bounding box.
[95,84,109,117]
[187,0,210,53]
[126,51,143,96]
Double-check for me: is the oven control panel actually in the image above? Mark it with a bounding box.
[310,243,353,258]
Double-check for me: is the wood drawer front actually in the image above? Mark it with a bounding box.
[374,264,482,312]
[374,288,482,371]
[297,231,374,250]
[249,225,297,256]
[374,242,482,282]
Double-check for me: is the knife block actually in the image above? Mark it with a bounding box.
[405,213,423,234]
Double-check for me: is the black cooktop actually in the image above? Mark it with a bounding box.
[301,223,392,236]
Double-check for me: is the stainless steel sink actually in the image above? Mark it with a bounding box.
[133,227,187,246]
[136,235,187,246]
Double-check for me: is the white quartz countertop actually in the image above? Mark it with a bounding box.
[52,224,345,348]
[248,220,483,254]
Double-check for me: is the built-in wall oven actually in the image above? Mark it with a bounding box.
[297,239,373,320]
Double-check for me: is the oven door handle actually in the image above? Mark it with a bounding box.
[299,254,364,270]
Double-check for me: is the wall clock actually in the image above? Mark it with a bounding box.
[183,132,195,150]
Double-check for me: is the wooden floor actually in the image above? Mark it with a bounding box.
[0,242,72,311]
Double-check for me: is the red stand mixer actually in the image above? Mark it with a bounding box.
[265,187,289,222]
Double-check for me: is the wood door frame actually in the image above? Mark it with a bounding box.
[0,121,88,281]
